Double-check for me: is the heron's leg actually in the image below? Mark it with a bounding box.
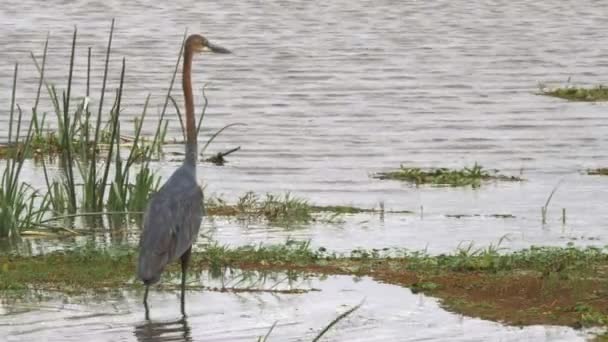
[180,247,192,316]
[143,285,150,320]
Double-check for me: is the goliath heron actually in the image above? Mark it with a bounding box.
[137,34,230,317]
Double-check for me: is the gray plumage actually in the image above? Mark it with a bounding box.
[137,163,203,285]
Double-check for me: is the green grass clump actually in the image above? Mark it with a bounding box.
[260,193,312,224]
[199,240,321,270]
[374,163,522,187]
[206,191,313,225]
[539,85,608,101]
[205,192,406,224]
[402,244,606,276]
[588,168,608,176]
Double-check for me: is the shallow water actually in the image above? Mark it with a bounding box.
[0,273,590,341]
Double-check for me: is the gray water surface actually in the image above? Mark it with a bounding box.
[0,274,591,341]
[3,0,608,253]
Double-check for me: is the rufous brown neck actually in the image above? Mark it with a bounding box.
[183,42,198,166]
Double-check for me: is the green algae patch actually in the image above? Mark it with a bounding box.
[374,163,523,187]
[3,243,608,329]
[539,85,608,101]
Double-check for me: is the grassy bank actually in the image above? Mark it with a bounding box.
[374,163,523,187]
[2,243,608,329]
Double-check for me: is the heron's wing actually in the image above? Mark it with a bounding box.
[172,185,204,258]
[140,184,203,261]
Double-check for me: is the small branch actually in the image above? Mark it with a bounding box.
[312,300,364,341]
[204,146,241,166]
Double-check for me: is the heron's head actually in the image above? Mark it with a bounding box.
[187,34,231,54]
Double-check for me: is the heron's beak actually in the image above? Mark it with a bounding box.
[207,42,231,54]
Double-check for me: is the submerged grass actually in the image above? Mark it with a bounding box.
[374,163,523,187]
[3,242,608,328]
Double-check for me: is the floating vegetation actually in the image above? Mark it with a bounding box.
[445,214,515,219]
[538,83,608,101]
[310,205,411,214]
[205,192,311,224]
[204,192,408,225]
[3,242,608,328]
[588,168,608,176]
[374,163,523,187]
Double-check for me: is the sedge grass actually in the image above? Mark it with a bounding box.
[0,21,169,235]
[0,61,52,238]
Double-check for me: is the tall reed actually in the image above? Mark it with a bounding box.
[35,23,166,220]
[1,22,226,236]
[0,64,50,237]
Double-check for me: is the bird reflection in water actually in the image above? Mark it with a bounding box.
[134,316,192,342]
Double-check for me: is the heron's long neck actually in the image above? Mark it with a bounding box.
[183,45,197,167]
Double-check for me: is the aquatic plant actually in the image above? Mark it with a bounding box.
[374,163,523,187]
[0,21,180,235]
[36,23,168,217]
[206,191,313,224]
[541,179,563,225]
[587,168,608,176]
[204,191,406,225]
[538,83,608,101]
[0,58,52,238]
